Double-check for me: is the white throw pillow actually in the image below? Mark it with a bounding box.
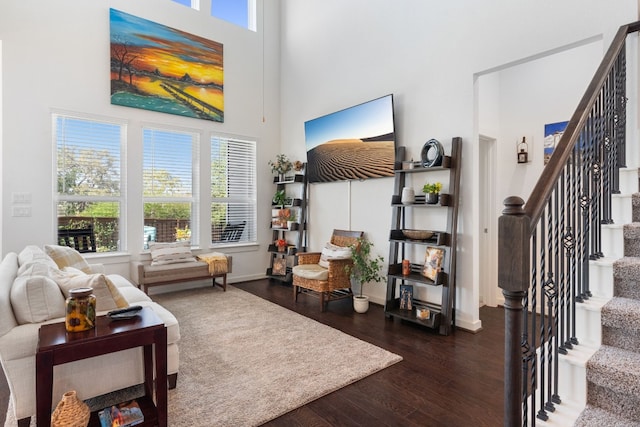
[17,245,58,276]
[10,275,66,324]
[44,245,92,273]
[149,241,196,266]
[318,242,352,269]
[51,271,128,311]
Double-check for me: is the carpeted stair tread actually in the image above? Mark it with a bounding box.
[574,404,640,427]
[601,297,640,332]
[613,257,640,300]
[633,193,640,223]
[587,345,640,398]
[624,224,640,257]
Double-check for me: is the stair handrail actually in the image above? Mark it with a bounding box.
[499,20,640,427]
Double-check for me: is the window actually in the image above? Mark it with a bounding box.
[211,0,256,31]
[171,0,194,7]
[143,128,198,248]
[211,136,256,244]
[54,114,124,253]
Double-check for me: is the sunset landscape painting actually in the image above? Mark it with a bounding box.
[304,95,396,183]
[109,9,224,122]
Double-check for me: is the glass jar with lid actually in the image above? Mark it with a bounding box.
[65,287,96,332]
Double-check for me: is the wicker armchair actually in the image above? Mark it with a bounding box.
[292,229,363,311]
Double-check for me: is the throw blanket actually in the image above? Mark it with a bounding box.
[197,252,229,275]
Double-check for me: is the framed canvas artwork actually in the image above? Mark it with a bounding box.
[544,121,569,165]
[109,9,224,122]
[422,247,444,281]
[272,258,287,276]
[400,284,413,310]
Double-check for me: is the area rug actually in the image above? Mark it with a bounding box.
[5,285,402,427]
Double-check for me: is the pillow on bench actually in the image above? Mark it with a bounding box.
[149,241,197,266]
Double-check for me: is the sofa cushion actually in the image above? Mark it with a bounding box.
[17,245,58,276]
[0,253,19,336]
[44,245,92,273]
[148,241,196,266]
[10,275,66,324]
[52,271,128,311]
[291,264,329,281]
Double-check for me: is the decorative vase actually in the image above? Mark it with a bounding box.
[353,296,370,313]
[425,192,439,204]
[278,173,285,182]
[277,245,285,252]
[51,390,90,427]
[401,187,415,205]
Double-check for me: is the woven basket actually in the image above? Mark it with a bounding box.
[51,390,90,427]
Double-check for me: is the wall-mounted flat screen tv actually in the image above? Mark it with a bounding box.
[304,94,396,183]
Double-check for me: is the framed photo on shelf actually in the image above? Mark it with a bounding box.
[400,284,413,310]
[272,258,287,276]
[422,246,444,281]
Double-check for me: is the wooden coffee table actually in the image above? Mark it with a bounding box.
[36,307,167,427]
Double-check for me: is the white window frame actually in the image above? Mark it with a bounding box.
[142,125,200,248]
[210,134,257,246]
[52,111,127,253]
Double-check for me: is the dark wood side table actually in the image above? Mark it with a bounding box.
[36,307,167,427]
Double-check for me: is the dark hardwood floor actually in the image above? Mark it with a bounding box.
[0,279,505,426]
[235,279,505,426]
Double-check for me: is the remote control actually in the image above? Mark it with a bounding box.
[108,305,143,316]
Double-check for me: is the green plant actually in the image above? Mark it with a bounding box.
[346,237,386,297]
[268,154,293,175]
[422,181,442,194]
[272,189,286,207]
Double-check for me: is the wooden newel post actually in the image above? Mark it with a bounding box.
[498,196,529,427]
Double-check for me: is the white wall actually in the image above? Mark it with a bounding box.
[279,0,637,331]
[0,0,281,282]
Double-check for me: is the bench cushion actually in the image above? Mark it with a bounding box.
[142,261,210,285]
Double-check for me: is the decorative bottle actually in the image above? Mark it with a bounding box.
[65,287,96,332]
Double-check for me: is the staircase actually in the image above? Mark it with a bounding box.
[574,191,640,426]
[537,168,640,426]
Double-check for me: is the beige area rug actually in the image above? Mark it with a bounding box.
[5,285,402,427]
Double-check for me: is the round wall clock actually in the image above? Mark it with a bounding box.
[421,139,444,167]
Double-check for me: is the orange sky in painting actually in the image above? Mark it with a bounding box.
[124,40,223,86]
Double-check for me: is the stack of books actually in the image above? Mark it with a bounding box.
[98,400,144,427]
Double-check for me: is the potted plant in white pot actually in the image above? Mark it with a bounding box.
[347,237,385,313]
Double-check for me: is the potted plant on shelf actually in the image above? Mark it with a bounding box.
[268,154,293,182]
[346,237,386,313]
[422,181,442,204]
[275,238,287,252]
[273,189,286,207]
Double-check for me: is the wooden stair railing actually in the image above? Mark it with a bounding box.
[498,21,640,427]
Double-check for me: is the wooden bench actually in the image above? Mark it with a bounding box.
[131,254,232,295]
[58,225,97,253]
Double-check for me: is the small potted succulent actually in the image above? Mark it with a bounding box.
[422,181,442,204]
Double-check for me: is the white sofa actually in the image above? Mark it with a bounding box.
[0,246,180,425]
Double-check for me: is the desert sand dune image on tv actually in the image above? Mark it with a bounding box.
[304,95,396,183]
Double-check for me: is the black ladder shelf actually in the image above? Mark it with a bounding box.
[384,137,461,336]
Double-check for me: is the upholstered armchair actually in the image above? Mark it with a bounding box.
[292,229,363,311]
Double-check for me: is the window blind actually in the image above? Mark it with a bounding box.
[211,136,256,243]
